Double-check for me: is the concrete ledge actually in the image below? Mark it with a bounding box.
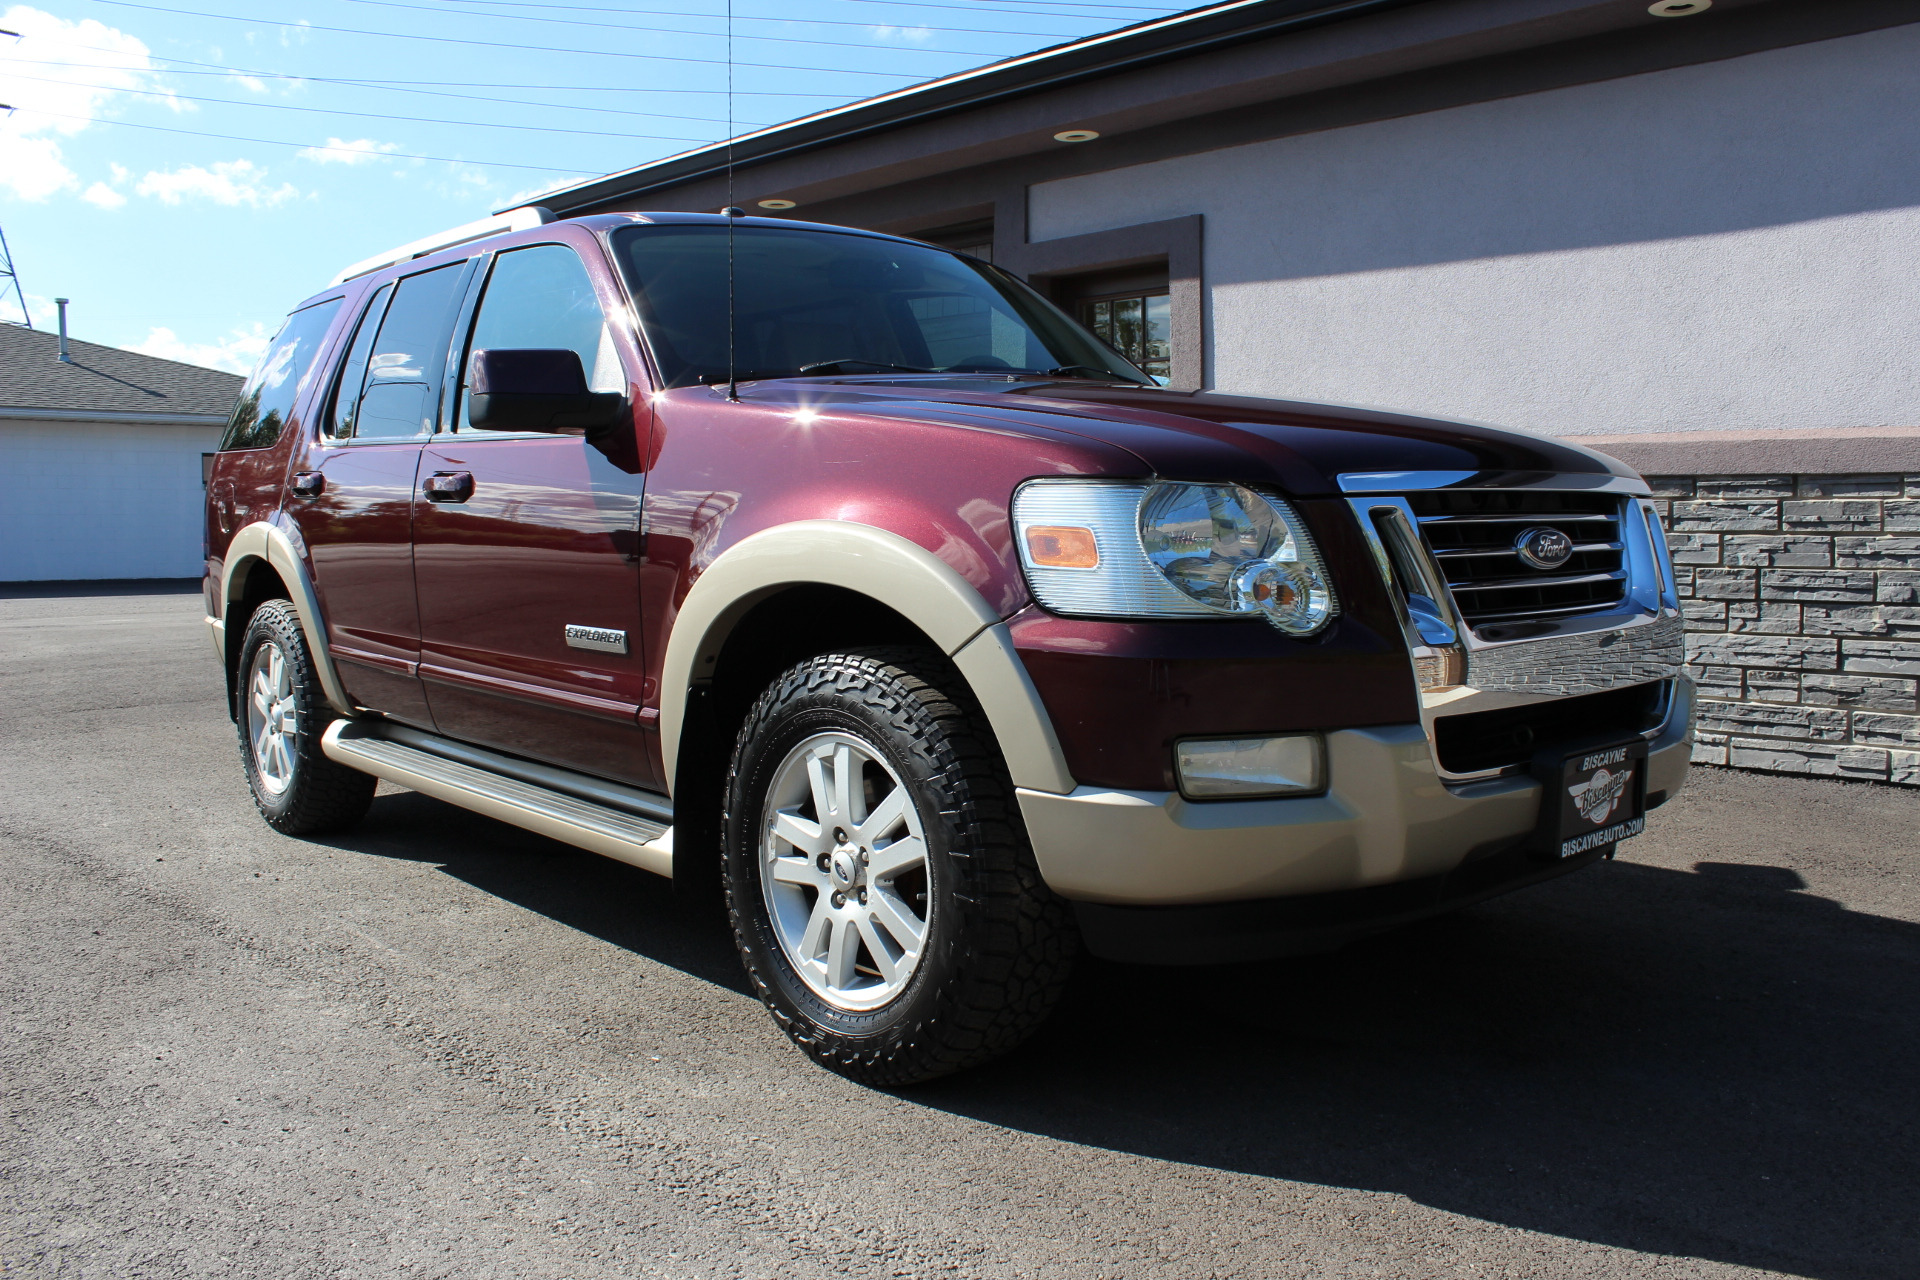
[1571,429,1920,478]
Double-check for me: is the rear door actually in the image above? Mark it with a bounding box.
[411,241,658,788]
[292,260,472,724]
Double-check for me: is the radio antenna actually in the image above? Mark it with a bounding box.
[724,0,739,401]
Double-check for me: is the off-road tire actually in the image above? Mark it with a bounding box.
[723,648,1077,1086]
[236,599,376,835]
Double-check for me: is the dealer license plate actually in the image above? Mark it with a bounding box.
[1550,739,1647,858]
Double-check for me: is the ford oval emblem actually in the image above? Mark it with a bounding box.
[1515,526,1575,570]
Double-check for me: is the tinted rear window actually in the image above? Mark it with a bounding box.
[220,298,343,451]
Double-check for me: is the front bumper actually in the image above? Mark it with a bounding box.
[1015,678,1692,959]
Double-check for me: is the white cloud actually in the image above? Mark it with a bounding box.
[500,178,590,208]
[131,323,272,375]
[21,293,60,326]
[0,5,160,200]
[81,181,126,209]
[135,159,298,207]
[0,134,77,201]
[297,136,401,165]
[871,25,934,42]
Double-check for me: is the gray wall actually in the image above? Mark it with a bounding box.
[1028,24,1920,439]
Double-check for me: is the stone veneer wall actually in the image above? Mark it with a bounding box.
[1645,473,1920,785]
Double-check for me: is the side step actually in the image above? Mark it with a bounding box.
[320,720,675,877]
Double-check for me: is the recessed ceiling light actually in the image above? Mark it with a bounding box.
[757,198,796,210]
[1647,0,1709,14]
[1053,130,1099,143]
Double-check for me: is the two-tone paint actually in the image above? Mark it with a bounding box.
[206,213,1686,944]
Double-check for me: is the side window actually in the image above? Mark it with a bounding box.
[457,244,623,432]
[327,263,466,441]
[326,283,391,440]
[219,297,343,451]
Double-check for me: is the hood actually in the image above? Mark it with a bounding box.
[725,376,1633,496]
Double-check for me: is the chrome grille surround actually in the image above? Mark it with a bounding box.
[1341,469,1687,783]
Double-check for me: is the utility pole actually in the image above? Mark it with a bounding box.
[0,220,29,328]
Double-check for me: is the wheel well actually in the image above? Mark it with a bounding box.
[670,584,944,905]
[224,558,291,721]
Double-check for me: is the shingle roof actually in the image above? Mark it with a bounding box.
[0,322,243,419]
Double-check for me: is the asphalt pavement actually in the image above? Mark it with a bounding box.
[3,584,1916,1280]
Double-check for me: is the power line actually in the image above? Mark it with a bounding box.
[412,0,1084,38]
[16,106,593,172]
[785,0,1173,17]
[334,0,1077,48]
[78,0,942,78]
[3,70,731,142]
[12,47,847,98]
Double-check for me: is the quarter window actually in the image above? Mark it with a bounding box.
[220,297,342,451]
[456,244,622,432]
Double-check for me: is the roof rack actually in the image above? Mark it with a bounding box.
[329,205,556,287]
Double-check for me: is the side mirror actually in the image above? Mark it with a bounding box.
[466,348,626,434]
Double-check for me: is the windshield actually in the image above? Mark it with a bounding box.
[610,223,1151,389]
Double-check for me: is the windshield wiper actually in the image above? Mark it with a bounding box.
[796,359,935,376]
[1043,365,1132,381]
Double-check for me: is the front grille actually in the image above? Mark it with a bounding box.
[1407,490,1628,628]
[1432,681,1666,775]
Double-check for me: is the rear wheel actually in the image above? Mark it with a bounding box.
[236,600,376,835]
[723,648,1076,1086]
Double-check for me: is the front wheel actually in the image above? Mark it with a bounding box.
[723,649,1076,1086]
[235,599,376,835]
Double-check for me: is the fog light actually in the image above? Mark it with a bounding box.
[1176,734,1324,799]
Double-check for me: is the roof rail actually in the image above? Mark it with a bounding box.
[329,205,556,286]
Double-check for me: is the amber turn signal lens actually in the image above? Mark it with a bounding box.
[1024,525,1100,569]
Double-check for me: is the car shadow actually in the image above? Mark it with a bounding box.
[316,792,1917,1279]
[309,790,749,995]
[920,857,1920,1280]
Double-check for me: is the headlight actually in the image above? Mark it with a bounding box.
[1012,479,1338,634]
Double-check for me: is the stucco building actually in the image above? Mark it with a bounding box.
[520,0,1920,784]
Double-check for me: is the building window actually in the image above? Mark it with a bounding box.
[1081,293,1170,383]
[916,218,994,264]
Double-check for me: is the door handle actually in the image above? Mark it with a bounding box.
[423,471,474,503]
[290,472,325,498]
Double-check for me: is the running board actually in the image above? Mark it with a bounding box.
[320,720,674,877]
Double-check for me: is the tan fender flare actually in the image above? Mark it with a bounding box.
[659,520,1076,796]
[218,519,357,718]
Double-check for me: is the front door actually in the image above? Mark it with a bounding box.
[294,262,471,725]
[412,241,657,789]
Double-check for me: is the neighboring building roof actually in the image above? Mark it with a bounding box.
[0,322,242,422]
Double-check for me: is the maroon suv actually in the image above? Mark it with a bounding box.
[205,210,1690,1083]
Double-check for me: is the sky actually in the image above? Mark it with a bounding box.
[0,0,1187,374]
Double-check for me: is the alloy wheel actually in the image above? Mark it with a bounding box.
[246,640,299,796]
[758,731,931,1011]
